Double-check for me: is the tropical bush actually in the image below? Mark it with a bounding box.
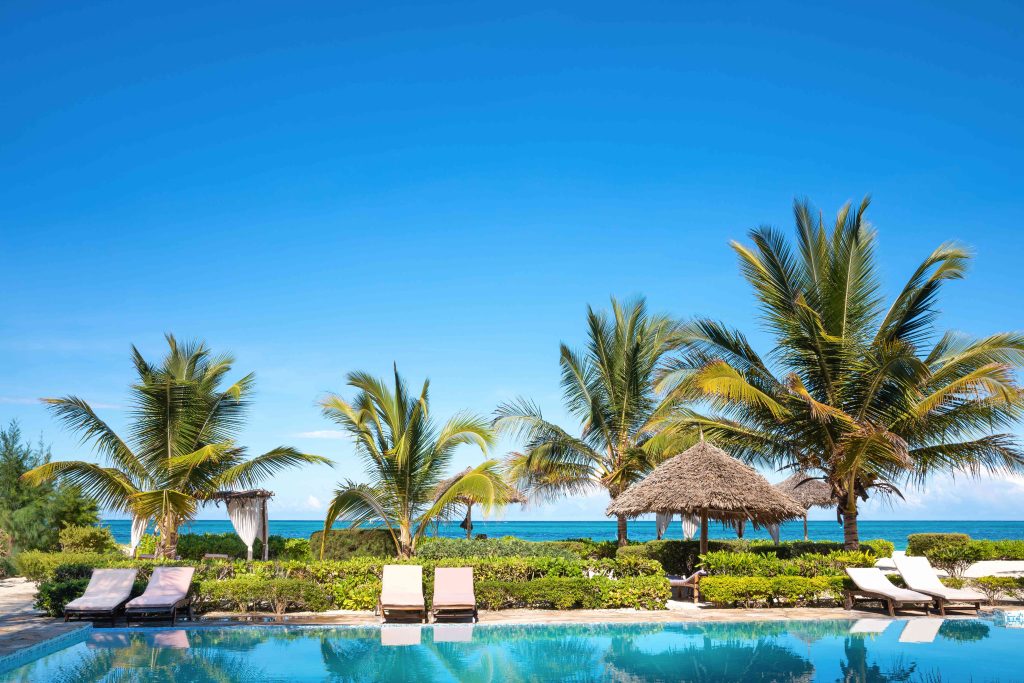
[476,575,669,610]
[58,525,119,554]
[416,536,580,560]
[859,539,895,558]
[971,576,1024,604]
[925,541,986,579]
[699,576,844,608]
[309,529,396,560]
[197,577,330,615]
[698,550,876,578]
[906,533,972,556]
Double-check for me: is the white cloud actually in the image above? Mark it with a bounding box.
[0,397,39,405]
[305,495,323,510]
[294,430,347,440]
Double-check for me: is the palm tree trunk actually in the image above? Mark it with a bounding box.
[398,523,414,559]
[842,499,859,551]
[464,506,472,540]
[157,512,179,559]
[616,514,628,546]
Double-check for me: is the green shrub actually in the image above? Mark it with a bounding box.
[907,533,971,556]
[699,551,784,577]
[969,539,1024,561]
[925,541,985,579]
[617,540,744,576]
[58,525,120,554]
[15,551,111,581]
[555,538,619,560]
[196,577,328,615]
[278,538,312,561]
[699,549,875,578]
[699,575,844,608]
[34,578,90,617]
[475,576,669,610]
[971,576,1024,604]
[416,536,580,560]
[310,529,396,560]
[859,539,895,558]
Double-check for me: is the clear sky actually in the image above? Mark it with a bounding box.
[2,1,1022,521]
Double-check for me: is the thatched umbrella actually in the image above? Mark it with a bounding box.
[435,468,528,539]
[774,472,837,541]
[606,440,804,553]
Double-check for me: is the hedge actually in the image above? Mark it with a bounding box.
[310,529,397,560]
[476,575,669,610]
[29,553,667,616]
[699,576,845,608]
[971,576,1024,604]
[698,549,877,578]
[416,537,580,561]
[59,526,119,554]
[136,533,311,561]
[906,533,972,556]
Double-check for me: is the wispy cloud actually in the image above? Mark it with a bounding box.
[305,495,323,510]
[294,430,347,440]
[0,397,39,405]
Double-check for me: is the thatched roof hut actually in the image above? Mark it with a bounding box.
[774,472,836,540]
[606,440,804,552]
[434,468,527,539]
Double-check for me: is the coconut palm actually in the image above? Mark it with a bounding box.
[662,197,1024,548]
[319,366,512,559]
[21,335,331,558]
[494,297,689,546]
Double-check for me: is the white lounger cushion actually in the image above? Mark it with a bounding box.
[126,566,194,608]
[893,555,986,602]
[66,568,138,611]
[846,568,932,602]
[381,565,425,608]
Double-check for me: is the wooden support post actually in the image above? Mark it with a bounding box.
[261,498,270,561]
[699,512,709,555]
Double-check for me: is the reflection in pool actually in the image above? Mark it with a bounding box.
[2,617,1020,682]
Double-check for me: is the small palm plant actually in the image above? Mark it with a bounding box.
[664,198,1024,548]
[22,335,331,558]
[495,297,690,545]
[319,367,513,559]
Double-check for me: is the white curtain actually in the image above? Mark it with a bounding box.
[767,523,781,544]
[130,515,149,556]
[681,515,698,541]
[655,512,673,539]
[227,498,262,560]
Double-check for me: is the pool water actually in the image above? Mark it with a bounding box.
[3,618,1022,682]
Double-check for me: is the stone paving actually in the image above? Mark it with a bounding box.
[0,578,89,661]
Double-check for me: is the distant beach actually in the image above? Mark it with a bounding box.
[99,519,1024,550]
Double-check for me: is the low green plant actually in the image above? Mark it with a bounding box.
[58,525,119,554]
[859,539,895,558]
[310,529,397,560]
[416,536,580,560]
[475,576,669,610]
[971,576,1024,604]
[699,575,844,608]
[906,533,971,557]
[925,541,985,579]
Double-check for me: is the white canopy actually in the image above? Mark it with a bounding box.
[226,498,263,561]
[130,514,149,556]
[681,514,698,541]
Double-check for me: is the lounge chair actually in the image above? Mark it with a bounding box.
[893,555,985,615]
[379,565,426,623]
[667,570,707,603]
[431,567,477,622]
[899,618,943,643]
[125,566,195,626]
[64,568,138,624]
[844,568,934,617]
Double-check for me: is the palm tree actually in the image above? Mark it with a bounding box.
[663,197,1024,548]
[22,335,331,558]
[319,366,512,559]
[494,297,689,546]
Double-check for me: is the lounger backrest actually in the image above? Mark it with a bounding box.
[434,567,473,599]
[143,566,195,598]
[846,567,898,593]
[381,565,423,600]
[893,555,945,592]
[82,568,137,601]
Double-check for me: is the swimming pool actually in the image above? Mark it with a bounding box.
[3,618,1022,682]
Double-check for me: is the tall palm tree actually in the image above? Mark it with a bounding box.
[494,297,689,546]
[319,366,512,559]
[22,335,331,558]
[663,197,1024,548]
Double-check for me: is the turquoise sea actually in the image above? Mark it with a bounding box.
[100,518,1024,550]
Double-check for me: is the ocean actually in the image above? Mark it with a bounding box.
[99,519,1024,550]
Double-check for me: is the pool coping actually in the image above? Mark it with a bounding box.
[0,623,91,675]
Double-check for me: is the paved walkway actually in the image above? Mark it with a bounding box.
[0,578,89,661]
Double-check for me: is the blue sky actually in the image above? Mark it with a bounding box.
[1,0,1022,521]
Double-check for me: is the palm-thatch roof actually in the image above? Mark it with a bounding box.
[774,472,836,510]
[605,440,805,524]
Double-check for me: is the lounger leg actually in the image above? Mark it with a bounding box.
[938,600,946,617]
[887,599,895,617]
[843,592,853,610]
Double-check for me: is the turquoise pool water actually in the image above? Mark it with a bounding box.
[4,619,1022,682]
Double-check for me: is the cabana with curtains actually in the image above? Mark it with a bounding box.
[208,489,273,561]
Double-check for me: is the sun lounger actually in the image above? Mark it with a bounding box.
[64,568,138,624]
[893,555,985,615]
[844,568,934,617]
[431,567,477,622]
[899,618,943,643]
[125,566,195,626]
[381,625,422,646]
[667,570,707,603]
[379,565,426,623]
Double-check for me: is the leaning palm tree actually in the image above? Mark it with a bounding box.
[319,366,512,559]
[494,297,690,546]
[662,197,1024,548]
[22,335,331,558]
